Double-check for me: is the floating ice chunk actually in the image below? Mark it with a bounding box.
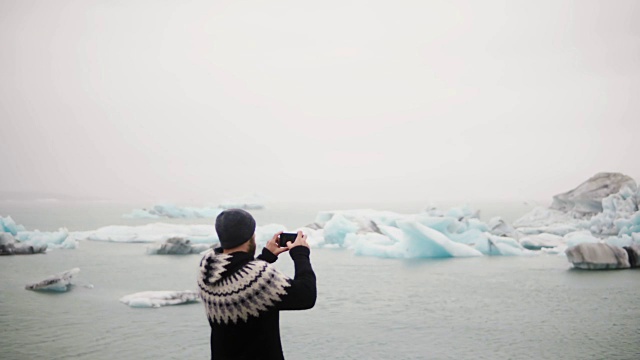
[123,204,222,219]
[73,223,219,243]
[146,237,212,255]
[26,268,80,292]
[0,215,26,235]
[395,220,483,258]
[119,291,199,308]
[1,216,75,249]
[519,233,564,250]
[551,172,637,215]
[0,233,47,255]
[565,243,630,270]
[15,228,75,249]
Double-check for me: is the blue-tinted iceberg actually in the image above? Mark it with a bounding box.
[1,215,75,250]
[119,291,199,308]
[309,207,532,258]
[123,204,222,219]
[26,268,80,292]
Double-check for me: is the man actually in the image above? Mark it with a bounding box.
[197,209,317,360]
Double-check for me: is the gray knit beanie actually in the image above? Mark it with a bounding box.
[215,209,256,249]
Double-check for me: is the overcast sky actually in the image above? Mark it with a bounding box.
[0,0,638,204]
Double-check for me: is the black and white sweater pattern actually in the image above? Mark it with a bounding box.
[198,250,291,324]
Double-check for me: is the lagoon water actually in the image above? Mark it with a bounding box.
[1,202,639,359]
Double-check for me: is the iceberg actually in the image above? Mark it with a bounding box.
[1,233,47,255]
[551,172,637,215]
[565,243,631,270]
[123,204,222,219]
[511,173,640,256]
[15,229,75,249]
[72,223,219,243]
[146,237,212,255]
[0,215,75,250]
[119,291,199,308]
[26,268,80,292]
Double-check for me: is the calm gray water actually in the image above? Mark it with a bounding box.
[1,202,639,359]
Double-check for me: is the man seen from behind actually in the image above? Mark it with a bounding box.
[197,209,317,360]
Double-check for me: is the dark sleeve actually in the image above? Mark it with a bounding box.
[277,246,317,310]
[256,248,277,264]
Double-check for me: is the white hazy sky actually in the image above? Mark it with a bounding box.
[1,0,638,204]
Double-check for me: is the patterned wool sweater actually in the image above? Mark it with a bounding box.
[198,246,316,360]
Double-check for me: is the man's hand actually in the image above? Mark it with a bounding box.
[265,231,289,256]
[287,231,309,249]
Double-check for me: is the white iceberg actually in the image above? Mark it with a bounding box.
[123,204,222,219]
[72,223,219,243]
[119,291,199,308]
[146,237,212,255]
[551,172,637,215]
[511,172,640,255]
[565,243,631,270]
[26,268,80,292]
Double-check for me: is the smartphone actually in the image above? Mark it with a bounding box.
[278,233,298,247]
